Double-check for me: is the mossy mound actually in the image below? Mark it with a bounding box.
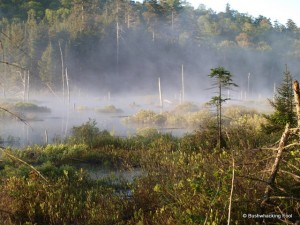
[172,102,199,114]
[125,109,167,125]
[14,102,51,113]
[96,105,123,113]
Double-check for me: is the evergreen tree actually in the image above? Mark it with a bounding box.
[208,66,238,149]
[38,42,58,88]
[262,65,296,134]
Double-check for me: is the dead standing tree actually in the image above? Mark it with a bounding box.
[260,79,300,222]
[293,80,300,127]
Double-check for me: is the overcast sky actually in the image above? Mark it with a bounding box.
[187,0,300,26]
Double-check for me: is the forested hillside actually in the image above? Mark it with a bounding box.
[0,0,299,96]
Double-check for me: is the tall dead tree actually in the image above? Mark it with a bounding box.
[26,70,29,101]
[293,80,300,126]
[65,67,70,104]
[58,41,65,101]
[181,64,185,102]
[158,77,163,109]
[0,40,6,97]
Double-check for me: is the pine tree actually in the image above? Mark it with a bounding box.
[208,67,238,149]
[262,65,296,134]
[38,42,57,88]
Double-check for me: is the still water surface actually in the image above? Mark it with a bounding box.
[0,95,189,147]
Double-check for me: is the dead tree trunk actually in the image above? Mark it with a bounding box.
[158,77,163,109]
[26,70,29,101]
[58,41,65,102]
[293,80,300,127]
[261,123,290,207]
[181,64,185,102]
[65,67,70,104]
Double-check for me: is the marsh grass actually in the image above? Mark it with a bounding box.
[96,105,123,113]
[0,109,298,224]
[124,105,263,131]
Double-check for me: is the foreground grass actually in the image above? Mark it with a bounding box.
[0,116,299,224]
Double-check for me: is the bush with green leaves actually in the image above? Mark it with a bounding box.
[136,127,159,138]
[69,119,102,148]
[125,109,167,125]
[96,104,123,113]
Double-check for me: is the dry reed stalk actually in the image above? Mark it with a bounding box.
[227,152,235,225]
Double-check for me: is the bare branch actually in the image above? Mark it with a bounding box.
[261,123,290,207]
[0,60,27,70]
[282,159,300,172]
[227,153,235,225]
[278,170,300,182]
[236,175,268,184]
[0,106,32,129]
[270,196,300,201]
[0,147,47,182]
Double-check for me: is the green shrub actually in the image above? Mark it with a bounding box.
[96,105,123,113]
[125,109,167,125]
[136,127,159,138]
[69,119,101,148]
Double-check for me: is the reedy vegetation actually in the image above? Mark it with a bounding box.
[0,106,298,224]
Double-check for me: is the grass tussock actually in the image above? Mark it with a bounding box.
[96,105,123,113]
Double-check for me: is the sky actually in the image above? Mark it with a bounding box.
[187,0,300,26]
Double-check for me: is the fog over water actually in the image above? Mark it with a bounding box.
[0,83,272,148]
[0,1,298,147]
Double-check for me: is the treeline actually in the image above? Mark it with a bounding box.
[0,0,299,96]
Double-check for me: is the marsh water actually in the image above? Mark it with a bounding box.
[0,94,192,148]
[0,90,271,148]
